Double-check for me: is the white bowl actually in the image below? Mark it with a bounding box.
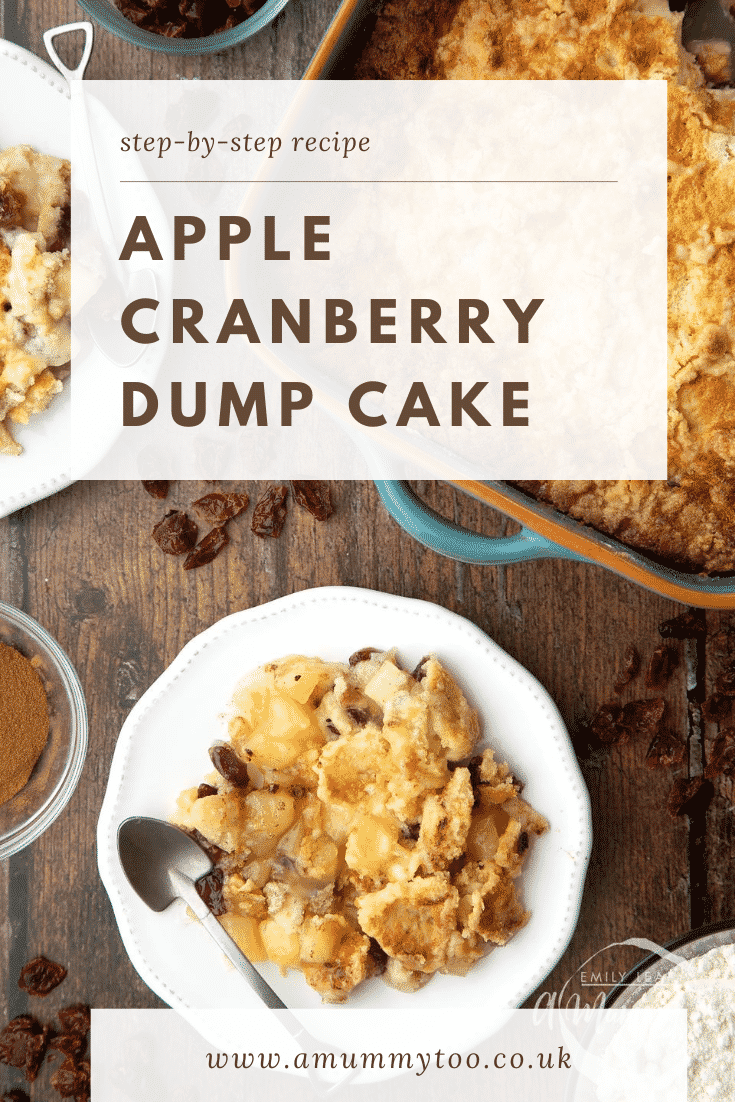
[97,587,591,1023]
[0,39,74,516]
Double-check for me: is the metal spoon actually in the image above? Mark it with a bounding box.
[118,816,288,1009]
[117,817,356,1094]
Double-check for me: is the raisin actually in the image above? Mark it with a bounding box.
[152,510,198,555]
[704,729,735,779]
[619,698,665,742]
[2,1090,30,1102]
[192,491,249,526]
[209,744,250,787]
[0,1016,49,1082]
[517,831,529,854]
[411,656,432,682]
[349,647,380,666]
[367,938,388,975]
[290,785,306,799]
[659,609,706,639]
[400,821,420,841]
[267,783,279,793]
[714,662,735,697]
[290,481,333,521]
[183,526,229,570]
[614,645,640,693]
[645,729,686,769]
[48,1032,86,1057]
[645,646,679,690]
[57,1006,90,1038]
[18,956,67,997]
[197,783,218,799]
[346,707,369,726]
[184,828,225,866]
[51,1055,90,1101]
[325,719,340,737]
[141,480,169,499]
[704,693,733,723]
[196,867,226,916]
[251,485,288,538]
[589,702,624,744]
[667,776,713,818]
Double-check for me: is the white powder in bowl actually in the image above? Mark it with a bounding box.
[634,942,735,1101]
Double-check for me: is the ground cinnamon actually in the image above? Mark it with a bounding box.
[0,643,49,806]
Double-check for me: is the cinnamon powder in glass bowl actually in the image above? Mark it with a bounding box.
[0,642,50,806]
[0,603,87,859]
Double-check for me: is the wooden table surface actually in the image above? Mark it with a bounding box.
[1,0,734,1090]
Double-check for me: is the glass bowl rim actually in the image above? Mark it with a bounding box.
[0,600,88,860]
[604,918,735,1008]
[76,0,292,56]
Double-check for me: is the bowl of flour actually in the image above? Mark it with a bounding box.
[605,921,735,1101]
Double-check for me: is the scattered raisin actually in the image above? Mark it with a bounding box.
[349,648,380,666]
[645,645,678,690]
[400,821,420,841]
[614,645,640,693]
[56,1006,90,1039]
[704,693,733,724]
[0,1016,49,1082]
[325,719,340,737]
[192,491,249,526]
[196,867,226,916]
[589,702,623,744]
[667,776,713,818]
[51,1055,90,1101]
[152,511,198,555]
[290,481,333,521]
[714,663,735,697]
[645,729,686,769]
[704,729,735,779]
[619,698,665,742]
[346,707,369,726]
[48,1032,86,1058]
[251,485,288,538]
[209,744,250,787]
[659,609,706,639]
[183,526,229,570]
[517,831,529,854]
[2,1090,30,1102]
[289,785,306,799]
[267,783,279,794]
[141,480,169,499]
[18,956,67,997]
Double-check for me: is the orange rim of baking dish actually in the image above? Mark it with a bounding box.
[454,481,735,609]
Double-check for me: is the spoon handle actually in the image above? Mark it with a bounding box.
[169,869,288,1011]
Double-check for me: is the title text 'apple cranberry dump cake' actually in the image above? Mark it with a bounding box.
[358,0,735,574]
[173,649,547,1002]
[0,145,71,456]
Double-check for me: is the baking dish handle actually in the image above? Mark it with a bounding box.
[375,480,587,565]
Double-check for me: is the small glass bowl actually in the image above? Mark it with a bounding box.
[0,601,88,860]
[77,0,292,56]
[605,919,735,1008]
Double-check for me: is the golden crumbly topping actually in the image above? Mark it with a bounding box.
[172,650,546,1002]
[358,0,735,573]
[0,145,71,456]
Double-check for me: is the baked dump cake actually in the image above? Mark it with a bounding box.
[357,1,735,574]
[0,145,71,456]
[173,649,546,1002]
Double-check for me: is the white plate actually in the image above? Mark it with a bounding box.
[0,39,75,515]
[98,585,591,1027]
